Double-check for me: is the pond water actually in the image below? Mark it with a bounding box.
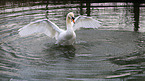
[0,1,145,81]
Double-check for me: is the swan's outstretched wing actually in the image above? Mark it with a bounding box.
[73,16,101,31]
[18,19,64,39]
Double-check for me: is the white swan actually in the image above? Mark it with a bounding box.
[18,12,101,45]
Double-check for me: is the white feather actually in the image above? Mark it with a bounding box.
[18,19,64,39]
[73,16,101,30]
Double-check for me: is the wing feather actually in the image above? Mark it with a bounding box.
[73,16,101,31]
[18,19,64,39]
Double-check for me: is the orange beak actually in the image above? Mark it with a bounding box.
[72,19,75,23]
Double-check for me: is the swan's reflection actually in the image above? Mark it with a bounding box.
[44,44,76,59]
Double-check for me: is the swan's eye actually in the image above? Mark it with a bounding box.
[72,17,75,20]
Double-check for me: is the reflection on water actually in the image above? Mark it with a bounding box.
[44,45,76,59]
[107,51,145,79]
[0,0,145,81]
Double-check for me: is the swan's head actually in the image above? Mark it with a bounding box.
[67,12,75,23]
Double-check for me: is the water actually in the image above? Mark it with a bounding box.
[0,1,145,81]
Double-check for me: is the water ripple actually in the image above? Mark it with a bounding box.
[0,1,145,81]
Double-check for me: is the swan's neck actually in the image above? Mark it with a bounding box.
[66,16,73,32]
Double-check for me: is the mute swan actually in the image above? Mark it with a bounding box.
[18,12,101,45]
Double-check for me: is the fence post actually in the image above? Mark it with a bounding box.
[86,1,90,16]
[133,2,140,31]
[80,1,83,15]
